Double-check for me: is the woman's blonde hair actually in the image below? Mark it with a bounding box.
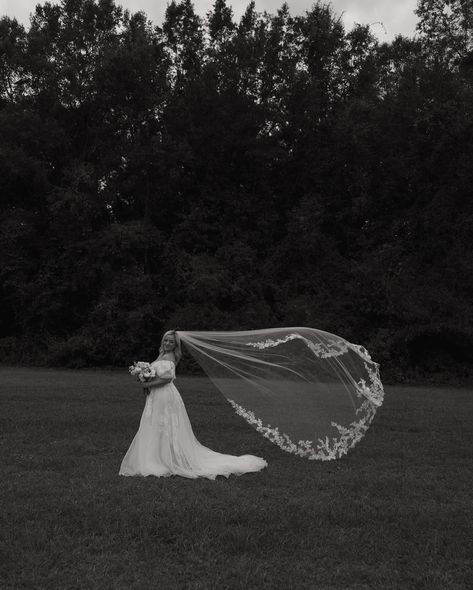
[159,330,182,365]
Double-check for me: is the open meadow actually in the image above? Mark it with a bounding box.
[1,367,472,590]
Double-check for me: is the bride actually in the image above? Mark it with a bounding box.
[119,330,268,479]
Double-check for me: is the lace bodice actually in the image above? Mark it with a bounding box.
[151,359,176,381]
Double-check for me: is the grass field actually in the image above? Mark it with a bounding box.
[1,367,472,590]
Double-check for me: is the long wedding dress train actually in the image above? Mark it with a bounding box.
[119,360,267,479]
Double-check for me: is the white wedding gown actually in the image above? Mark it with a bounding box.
[119,360,267,479]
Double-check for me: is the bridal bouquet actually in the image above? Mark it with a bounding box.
[128,361,156,383]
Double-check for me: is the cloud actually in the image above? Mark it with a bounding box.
[329,0,418,38]
[1,0,418,39]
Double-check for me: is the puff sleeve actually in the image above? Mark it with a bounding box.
[155,361,175,381]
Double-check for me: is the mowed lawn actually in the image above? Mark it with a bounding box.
[1,367,472,590]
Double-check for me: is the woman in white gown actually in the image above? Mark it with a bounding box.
[119,330,267,479]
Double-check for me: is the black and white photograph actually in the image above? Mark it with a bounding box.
[1,0,472,588]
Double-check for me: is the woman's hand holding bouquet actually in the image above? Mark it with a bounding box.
[129,361,156,395]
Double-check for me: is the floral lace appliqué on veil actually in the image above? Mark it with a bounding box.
[177,328,385,461]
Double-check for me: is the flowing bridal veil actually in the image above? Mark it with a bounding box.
[177,327,384,461]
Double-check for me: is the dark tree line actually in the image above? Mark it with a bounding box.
[1,0,472,380]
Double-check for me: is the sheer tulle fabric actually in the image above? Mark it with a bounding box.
[177,328,384,461]
[119,360,267,479]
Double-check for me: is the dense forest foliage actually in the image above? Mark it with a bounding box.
[1,0,472,380]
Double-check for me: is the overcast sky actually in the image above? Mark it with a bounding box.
[1,0,419,40]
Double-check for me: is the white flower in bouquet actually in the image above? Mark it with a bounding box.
[128,361,156,383]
